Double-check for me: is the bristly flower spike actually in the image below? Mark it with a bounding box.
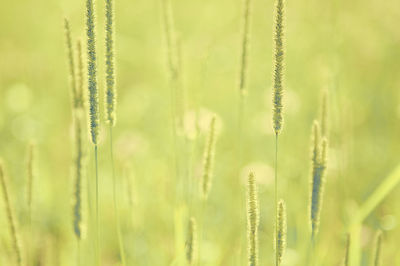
[201,115,217,199]
[309,121,328,239]
[275,199,287,266]
[86,0,99,145]
[272,0,285,135]
[105,0,116,127]
[247,172,259,266]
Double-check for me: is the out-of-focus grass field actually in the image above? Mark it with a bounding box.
[1,0,400,265]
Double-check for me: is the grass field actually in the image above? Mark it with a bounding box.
[1,0,400,265]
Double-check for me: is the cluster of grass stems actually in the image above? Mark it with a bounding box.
[1,0,399,266]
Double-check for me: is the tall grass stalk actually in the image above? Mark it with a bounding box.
[161,0,179,136]
[272,0,285,264]
[104,0,126,264]
[161,0,187,210]
[198,116,217,264]
[246,172,259,266]
[0,161,22,266]
[86,0,100,263]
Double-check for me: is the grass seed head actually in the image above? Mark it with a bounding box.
[238,0,252,96]
[105,0,116,127]
[185,217,197,265]
[272,0,285,135]
[201,115,217,199]
[309,121,328,238]
[275,199,287,266]
[64,18,79,109]
[86,0,99,145]
[247,172,259,266]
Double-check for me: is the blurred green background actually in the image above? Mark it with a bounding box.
[1,0,400,265]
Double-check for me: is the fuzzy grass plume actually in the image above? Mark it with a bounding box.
[64,18,79,109]
[185,217,197,265]
[238,0,252,96]
[309,121,328,239]
[246,172,259,266]
[275,199,287,266]
[201,115,217,199]
[73,112,84,240]
[86,0,99,145]
[105,0,116,126]
[272,0,285,135]
[0,161,22,266]
[76,40,85,109]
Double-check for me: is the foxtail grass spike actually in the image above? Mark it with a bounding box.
[73,112,84,240]
[275,199,286,266]
[76,40,84,109]
[343,234,350,266]
[272,0,285,135]
[311,121,321,165]
[309,121,328,238]
[246,172,259,266]
[320,90,328,138]
[105,0,116,126]
[185,217,197,265]
[201,116,217,199]
[238,0,252,95]
[373,231,382,266]
[86,0,99,145]
[161,0,178,81]
[64,18,79,109]
[0,162,22,266]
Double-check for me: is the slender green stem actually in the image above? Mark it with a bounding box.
[238,93,246,264]
[94,145,100,266]
[238,93,245,156]
[198,200,207,266]
[274,134,278,266]
[27,206,32,266]
[77,239,81,266]
[309,236,316,266]
[109,126,127,266]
